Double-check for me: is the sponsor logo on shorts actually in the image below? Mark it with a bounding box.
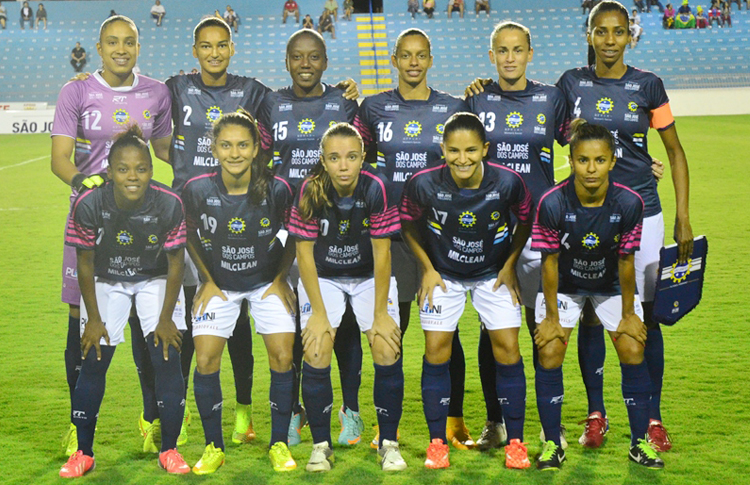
[195,312,215,322]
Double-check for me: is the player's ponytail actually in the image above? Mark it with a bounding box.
[109,124,152,167]
[298,123,363,221]
[211,109,273,205]
[587,0,630,66]
[568,118,615,157]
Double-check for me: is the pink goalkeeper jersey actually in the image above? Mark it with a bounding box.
[52,71,172,185]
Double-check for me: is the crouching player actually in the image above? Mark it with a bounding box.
[60,126,188,477]
[531,119,663,470]
[182,111,298,474]
[288,123,406,472]
[400,113,533,469]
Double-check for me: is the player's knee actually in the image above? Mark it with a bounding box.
[195,351,222,375]
[490,332,521,364]
[538,340,566,369]
[268,348,293,373]
[370,338,399,366]
[614,336,644,365]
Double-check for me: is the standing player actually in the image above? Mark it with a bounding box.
[288,123,405,473]
[182,111,298,474]
[464,21,568,451]
[51,15,173,456]
[59,126,188,477]
[256,29,361,447]
[167,16,271,445]
[532,119,663,470]
[556,0,693,451]
[400,113,532,469]
[353,28,474,449]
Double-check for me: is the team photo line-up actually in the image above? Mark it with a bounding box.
[52,0,693,477]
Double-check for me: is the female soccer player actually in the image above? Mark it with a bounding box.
[257,29,362,448]
[556,0,693,451]
[464,21,568,451]
[167,16,273,446]
[353,28,474,449]
[532,119,663,470]
[288,123,405,473]
[400,113,532,469]
[182,111,298,474]
[59,126,188,477]
[51,14,173,456]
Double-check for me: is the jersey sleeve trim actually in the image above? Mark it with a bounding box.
[649,102,675,131]
[65,190,97,249]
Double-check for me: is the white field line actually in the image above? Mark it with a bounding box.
[0,155,49,171]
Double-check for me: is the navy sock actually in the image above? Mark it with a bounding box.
[644,327,664,421]
[535,365,564,445]
[130,317,158,422]
[291,294,304,413]
[496,358,526,441]
[577,324,606,416]
[621,362,651,445]
[146,334,185,452]
[180,285,197,398]
[227,307,253,405]
[421,357,450,442]
[448,329,465,417]
[373,358,404,445]
[72,346,116,457]
[65,315,82,404]
[333,304,362,412]
[302,362,333,446]
[194,369,224,450]
[269,369,294,445]
[478,329,502,422]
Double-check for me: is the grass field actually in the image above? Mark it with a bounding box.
[1,115,749,484]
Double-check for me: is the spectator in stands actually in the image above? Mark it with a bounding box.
[663,2,675,27]
[408,0,420,18]
[629,17,643,47]
[191,68,199,73]
[677,0,691,13]
[633,0,646,12]
[178,69,185,75]
[0,3,7,30]
[324,0,339,21]
[632,8,641,23]
[151,0,166,27]
[476,0,490,16]
[722,1,732,26]
[36,3,47,30]
[674,8,695,27]
[20,1,33,30]
[224,5,239,33]
[283,0,300,23]
[70,42,86,72]
[343,0,353,20]
[303,13,314,28]
[423,0,435,18]
[708,2,722,26]
[108,9,117,18]
[647,0,665,12]
[695,5,708,26]
[318,8,335,38]
[447,0,464,18]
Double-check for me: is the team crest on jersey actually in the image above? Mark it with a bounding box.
[624,102,640,122]
[329,120,338,128]
[113,109,130,125]
[148,234,158,244]
[117,230,133,245]
[582,232,599,250]
[536,114,546,125]
[142,110,152,120]
[260,217,271,228]
[206,106,222,123]
[596,98,614,115]
[459,211,476,228]
[228,217,246,234]
[506,112,523,128]
[404,120,422,137]
[362,218,370,228]
[534,113,547,135]
[490,211,501,221]
[614,234,620,243]
[628,102,638,112]
[436,124,445,135]
[339,220,350,235]
[298,118,315,134]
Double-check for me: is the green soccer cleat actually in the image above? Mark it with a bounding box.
[140,414,161,454]
[269,442,297,472]
[629,438,664,469]
[537,440,565,471]
[193,443,226,475]
[232,403,256,444]
[61,423,78,457]
[177,407,190,446]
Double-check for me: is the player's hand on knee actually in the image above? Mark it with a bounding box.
[81,318,109,361]
[614,313,647,346]
[154,317,183,360]
[262,277,297,316]
[534,316,565,348]
[418,269,446,310]
[301,312,334,358]
[193,280,227,317]
[370,312,401,357]
[464,77,492,97]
